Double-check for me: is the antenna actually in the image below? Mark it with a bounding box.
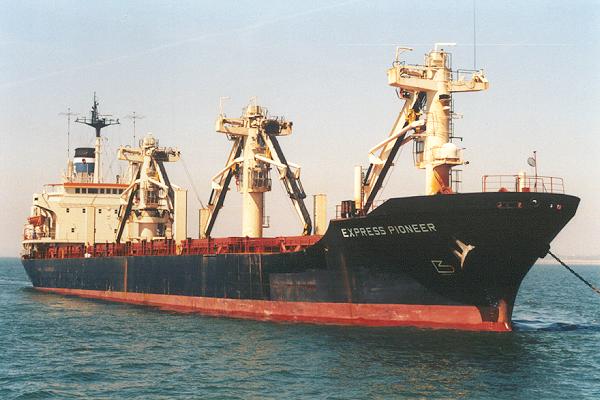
[473,0,477,70]
[74,93,120,183]
[75,92,120,137]
[218,96,230,116]
[124,112,145,146]
[58,107,78,160]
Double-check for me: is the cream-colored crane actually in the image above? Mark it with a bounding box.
[201,102,311,238]
[357,44,489,214]
[115,134,181,242]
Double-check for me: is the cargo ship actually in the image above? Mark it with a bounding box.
[21,45,579,331]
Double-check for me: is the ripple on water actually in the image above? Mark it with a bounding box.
[513,320,600,332]
[1,260,600,400]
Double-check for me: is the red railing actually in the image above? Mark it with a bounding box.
[24,235,323,260]
[482,175,564,194]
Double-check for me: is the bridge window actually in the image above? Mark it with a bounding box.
[88,188,98,194]
[100,188,105,194]
[75,188,80,194]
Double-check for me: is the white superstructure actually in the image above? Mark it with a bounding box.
[23,182,128,246]
[22,95,189,257]
[22,96,126,254]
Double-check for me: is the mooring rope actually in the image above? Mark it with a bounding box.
[548,250,600,296]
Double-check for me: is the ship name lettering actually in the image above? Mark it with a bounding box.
[387,223,436,235]
[340,223,435,238]
[340,226,387,238]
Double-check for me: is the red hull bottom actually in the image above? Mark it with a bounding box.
[35,287,512,332]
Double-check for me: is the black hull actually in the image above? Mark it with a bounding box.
[22,192,579,330]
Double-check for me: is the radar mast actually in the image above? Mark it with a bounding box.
[75,93,120,183]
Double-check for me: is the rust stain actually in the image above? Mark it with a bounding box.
[33,286,512,332]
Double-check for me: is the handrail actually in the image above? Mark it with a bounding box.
[23,235,324,260]
[482,175,564,194]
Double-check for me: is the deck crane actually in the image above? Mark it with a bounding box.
[201,102,312,238]
[356,44,489,215]
[115,134,181,242]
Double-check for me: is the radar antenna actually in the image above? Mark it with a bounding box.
[75,93,120,183]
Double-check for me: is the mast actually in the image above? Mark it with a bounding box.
[124,111,145,146]
[202,101,311,238]
[59,107,78,182]
[75,93,120,183]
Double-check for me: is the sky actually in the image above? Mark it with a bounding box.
[0,0,598,257]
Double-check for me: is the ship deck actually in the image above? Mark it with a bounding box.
[23,235,323,260]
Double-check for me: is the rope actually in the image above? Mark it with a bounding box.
[548,250,600,296]
[180,156,205,208]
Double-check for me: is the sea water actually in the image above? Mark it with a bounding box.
[1,258,599,399]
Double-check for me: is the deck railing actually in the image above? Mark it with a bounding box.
[482,175,564,194]
[23,235,323,260]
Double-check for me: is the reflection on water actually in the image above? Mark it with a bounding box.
[2,260,599,399]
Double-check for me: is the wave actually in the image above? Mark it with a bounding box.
[513,319,600,332]
[0,278,32,286]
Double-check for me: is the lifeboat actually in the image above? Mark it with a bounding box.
[28,215,46,226]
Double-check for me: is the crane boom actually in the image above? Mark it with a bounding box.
[361,92,426,213]
[203,138,243,238]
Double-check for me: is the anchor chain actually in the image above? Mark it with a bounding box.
[548,250,600,296]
